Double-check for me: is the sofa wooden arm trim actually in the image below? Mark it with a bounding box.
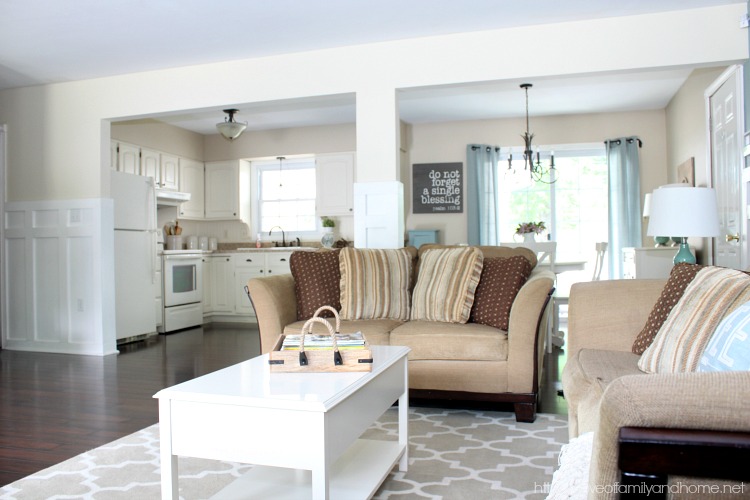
[618,427,750,499]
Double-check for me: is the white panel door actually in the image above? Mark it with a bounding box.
[353,181,404,248]
[179,159,205,219]
[707,65,744,269]
[316,153,355,216]
[205,162,239,219]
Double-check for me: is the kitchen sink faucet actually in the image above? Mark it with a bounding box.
[268,226,286,247]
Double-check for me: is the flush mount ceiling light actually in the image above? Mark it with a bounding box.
[507,83,556,184]
[216,108,247,141]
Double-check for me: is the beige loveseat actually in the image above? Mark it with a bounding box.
[562,277,750,497]
[246,244,555,422]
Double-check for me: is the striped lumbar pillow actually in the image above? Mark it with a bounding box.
[410,247,484,323]
[339,247,413,321]
[639,266,750,373]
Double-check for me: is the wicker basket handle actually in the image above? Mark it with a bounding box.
[313,305,341,332]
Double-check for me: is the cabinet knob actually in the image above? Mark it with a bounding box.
[226,258,230,262]
[246,258,252,262]
[234,212,237,216]
[349,208,353,211]
[280,258,287,262]
[268,270,273,274]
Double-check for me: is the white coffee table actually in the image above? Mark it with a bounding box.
[154,345,410,500]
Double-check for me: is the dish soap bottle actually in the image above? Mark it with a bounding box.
[255,233,262,249]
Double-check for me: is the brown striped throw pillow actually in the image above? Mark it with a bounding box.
[638,267,750,373]
[339,247,413,321]
[410,247,484,323]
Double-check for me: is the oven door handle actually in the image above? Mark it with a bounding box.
[164,255,202,260]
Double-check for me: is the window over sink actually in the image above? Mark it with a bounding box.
[255,157,317,233]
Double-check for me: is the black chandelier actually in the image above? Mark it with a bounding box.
[507,83,556,184]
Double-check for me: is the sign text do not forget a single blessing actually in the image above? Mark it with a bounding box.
[412,163,463,214]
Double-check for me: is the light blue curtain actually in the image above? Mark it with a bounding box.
[466,144,500,245]
[606,137,642,278]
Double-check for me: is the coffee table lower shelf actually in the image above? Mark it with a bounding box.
[211,439,405,499]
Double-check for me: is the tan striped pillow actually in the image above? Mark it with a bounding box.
[410,247,484,323]
[339,247,413,320]
[638,266,750,373]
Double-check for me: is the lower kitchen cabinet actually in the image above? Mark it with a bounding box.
[203,251,294,322]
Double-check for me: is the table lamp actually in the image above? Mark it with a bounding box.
[646,186,720,264]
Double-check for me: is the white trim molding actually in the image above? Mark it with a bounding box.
[2,198,117,355]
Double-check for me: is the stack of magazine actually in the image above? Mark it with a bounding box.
[281,332,366,351]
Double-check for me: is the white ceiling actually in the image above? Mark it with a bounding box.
[0,0,742,133]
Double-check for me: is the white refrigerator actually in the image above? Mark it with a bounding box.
[112,171,158,341]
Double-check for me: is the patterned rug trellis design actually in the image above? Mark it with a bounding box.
[0,407,568,500]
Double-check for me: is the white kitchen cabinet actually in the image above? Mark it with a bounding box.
[202,256,213,314]
[160,153,180,191]
[212,256,235,313]
[116,142,141,175]
[179,159,205,219]
[205,160,251,223]
[232,252,292,315]
[140,148,161,182]
[316,152,355,216]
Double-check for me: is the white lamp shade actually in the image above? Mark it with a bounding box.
[642,193,651,218]
[646,186,720,237]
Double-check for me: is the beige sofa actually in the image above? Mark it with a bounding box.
[562,278,750,497]
[246,244,555,422]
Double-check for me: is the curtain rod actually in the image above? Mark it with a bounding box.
[470,145,500,152]
[605,138,643,148]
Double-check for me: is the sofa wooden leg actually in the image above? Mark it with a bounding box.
[514,402,536,423]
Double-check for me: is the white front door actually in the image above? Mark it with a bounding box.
[707,65,744,269]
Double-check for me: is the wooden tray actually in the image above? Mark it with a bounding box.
[268,307,372,373]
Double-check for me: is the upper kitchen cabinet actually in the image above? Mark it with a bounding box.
[140,148,161,182]
[316,152,355,216]
[205,160,251,223]
[160,153,180,191]
[115,142,141,175]
[179,158,205,219]
[142,149,179,191]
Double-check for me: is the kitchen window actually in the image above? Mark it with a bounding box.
[255,157,317,233]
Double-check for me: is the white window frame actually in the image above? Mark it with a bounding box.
[251,156,317,240]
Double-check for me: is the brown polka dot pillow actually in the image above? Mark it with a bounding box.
[469,255,533,331]
[631,263,704,354]
[290,249,341,320]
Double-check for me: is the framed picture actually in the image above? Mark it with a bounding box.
[412,162,463,214]
[677,157,695,186]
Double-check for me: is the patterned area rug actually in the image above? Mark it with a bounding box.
[0,407,567,499]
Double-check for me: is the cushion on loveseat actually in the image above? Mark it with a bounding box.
[410,247,483,323]
[639,267,750,373]
[390,320,508,361]
[561,348,642,437]
[339,247,416,321]
[289,249,341,320]
[470,255,533,330]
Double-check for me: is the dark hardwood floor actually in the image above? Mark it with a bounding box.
[0,323,567,487]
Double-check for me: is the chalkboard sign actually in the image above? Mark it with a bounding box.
[412,162,463,214]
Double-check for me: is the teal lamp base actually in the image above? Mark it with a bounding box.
[673,238,696,264]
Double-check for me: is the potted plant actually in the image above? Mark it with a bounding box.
[321,216,335,229]
[515,221,546,242]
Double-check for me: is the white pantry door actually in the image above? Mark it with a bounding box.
[706,65,745,269]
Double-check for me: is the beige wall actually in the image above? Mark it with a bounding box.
[0,4,745,202]
[665,67,727,187]
[406,110,668,245]
[112,119,205,160]
[203,123,356,162]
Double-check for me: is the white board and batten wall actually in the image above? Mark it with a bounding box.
[2,199,117,355]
